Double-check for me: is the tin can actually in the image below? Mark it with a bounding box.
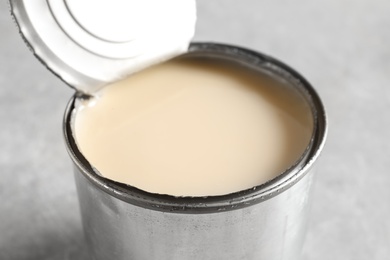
[9,1,327,259]
[63,42,327,260]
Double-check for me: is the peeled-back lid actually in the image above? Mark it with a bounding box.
[9,0,196,94]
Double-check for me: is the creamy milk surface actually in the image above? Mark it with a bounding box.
[74,58,313,196]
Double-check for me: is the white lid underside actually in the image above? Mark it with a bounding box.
[10,0,196,94]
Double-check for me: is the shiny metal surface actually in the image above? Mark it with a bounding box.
[8,0,196,94]
[63,43,327,260]
[74,165,314,260]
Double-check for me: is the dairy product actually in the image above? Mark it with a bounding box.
[74,57,313,196]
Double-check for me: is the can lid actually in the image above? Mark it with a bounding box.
[9,0,196,94]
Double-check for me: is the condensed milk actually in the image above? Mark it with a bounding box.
[74,57,313,196]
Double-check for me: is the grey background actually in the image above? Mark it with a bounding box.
[1,0,389,259]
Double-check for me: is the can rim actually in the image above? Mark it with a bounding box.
[63,42,327,214]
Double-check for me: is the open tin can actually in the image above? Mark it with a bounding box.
[10,1,327,259]
[64,42,327,260]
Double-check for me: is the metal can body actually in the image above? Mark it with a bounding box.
[64,43,327,260]
[74,167,313,260]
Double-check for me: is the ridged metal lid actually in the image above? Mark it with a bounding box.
[9,0,196,94]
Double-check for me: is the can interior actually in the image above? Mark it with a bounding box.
[63,42,327,213]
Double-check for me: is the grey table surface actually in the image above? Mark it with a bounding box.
[1,0,389,259]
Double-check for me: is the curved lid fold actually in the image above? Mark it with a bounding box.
[9,0,196,94]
